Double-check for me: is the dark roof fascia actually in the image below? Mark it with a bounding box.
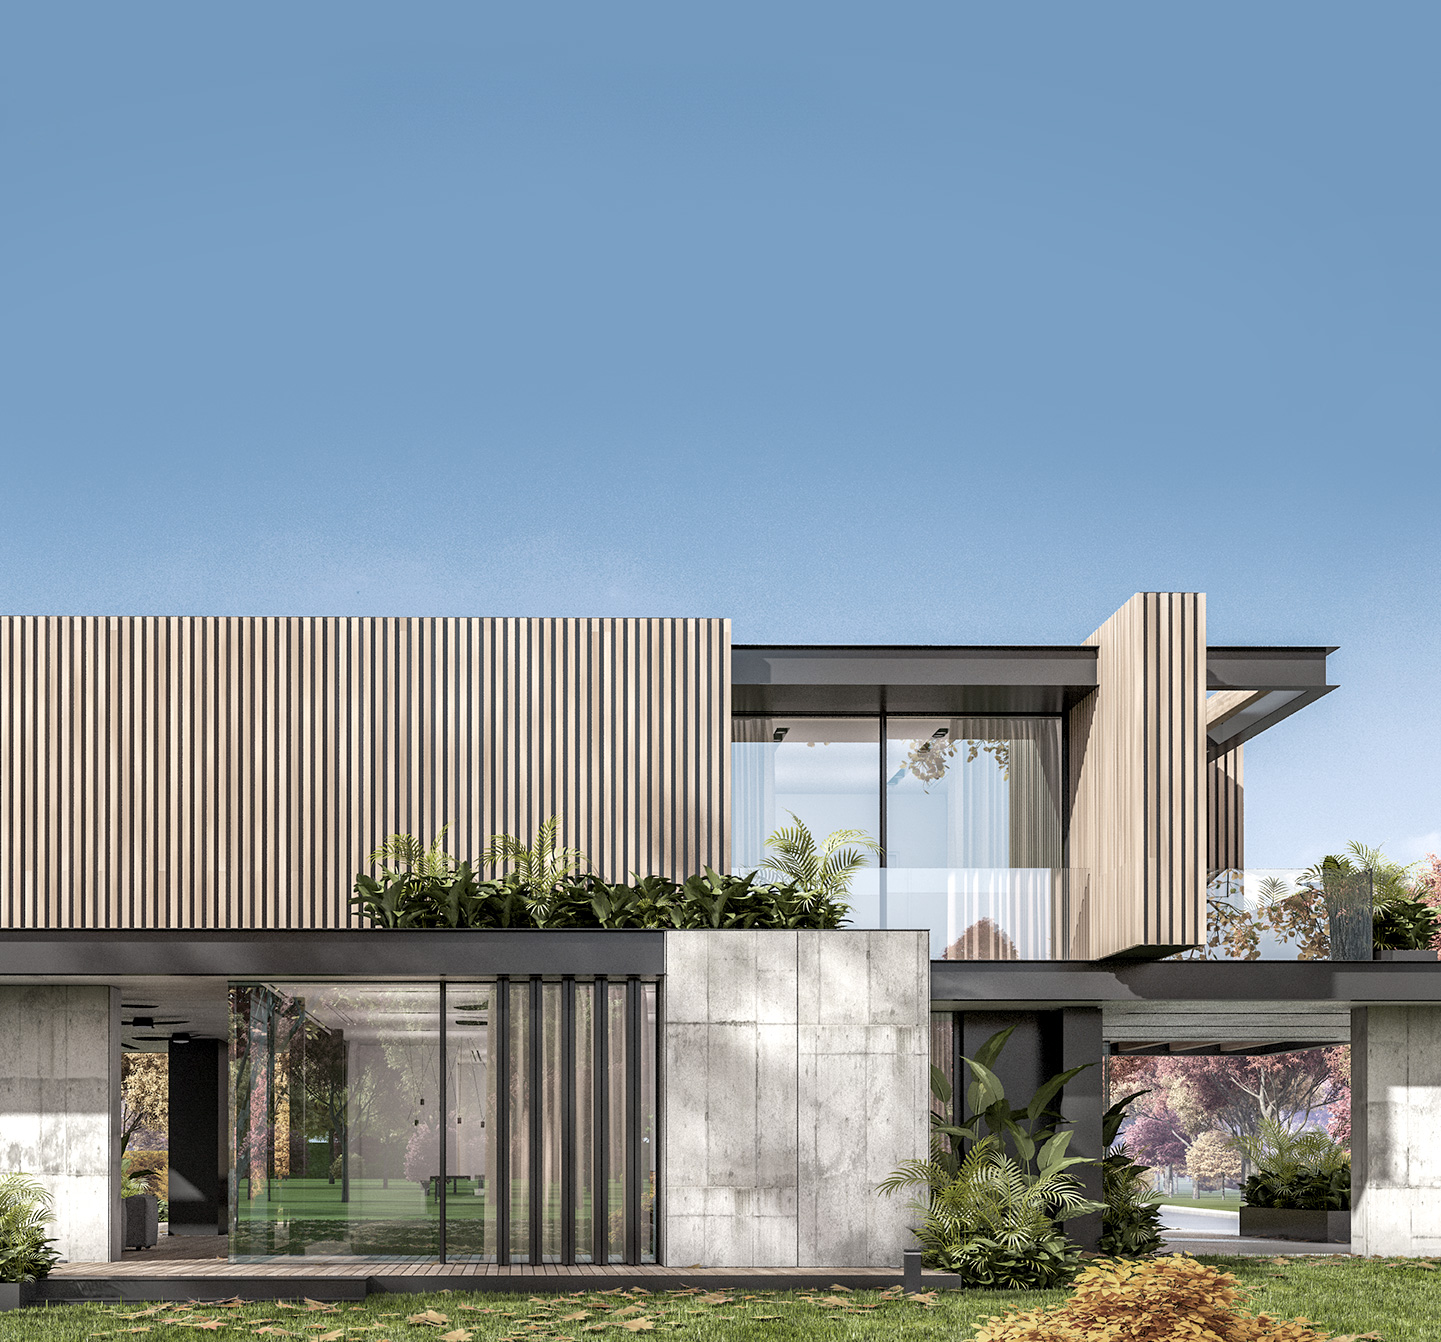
[1204,645,1339,758]
[930,958,1441,1006]
[0,929,664,978]
[731,645,1098,715]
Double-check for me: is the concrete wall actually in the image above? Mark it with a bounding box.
[0,986,120,1262]
[661,930,929,1268]
[1352,1006,1441,1256]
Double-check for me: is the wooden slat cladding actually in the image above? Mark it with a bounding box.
[0,617,731,929]
[1066,594,1207,958]
[1207,745,1244,874]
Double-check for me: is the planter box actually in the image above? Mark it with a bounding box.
[0,1282,36,1312]
[1239,1207,1349,1242]
[1374,949,1439,961]
[124,1193,159,1250]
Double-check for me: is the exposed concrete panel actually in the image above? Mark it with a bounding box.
[662,931,928,1268]
[0,985,120,1263]
[1352,1006,1441,1256]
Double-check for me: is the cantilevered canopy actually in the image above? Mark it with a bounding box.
[1206,645,1337,759]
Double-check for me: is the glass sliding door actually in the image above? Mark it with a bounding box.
[444,984,494,1260]
[233,976,659,1265]
[229,983,441,1260]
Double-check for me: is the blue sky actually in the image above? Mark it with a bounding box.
[2,3,1437,865]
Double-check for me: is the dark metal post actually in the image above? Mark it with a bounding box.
[529,976,543,1266]
[625,977,642,1265]
[496,976,510,1266]
[593,976,609,1265]
[903,1248,923,1293]
[438,980,447,1263]
[561,977,576,1266]
[1060,1007,1104,1252]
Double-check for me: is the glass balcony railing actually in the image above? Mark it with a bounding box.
[840,865,1375,961]
[843,867,1092,960]
[1185,867,1374,961]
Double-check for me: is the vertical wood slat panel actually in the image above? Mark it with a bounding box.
[1067,593,1206,958]
[1207,745,1244,874]
[0,617,730,929]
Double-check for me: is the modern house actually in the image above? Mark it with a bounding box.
[1,593,1438,1275]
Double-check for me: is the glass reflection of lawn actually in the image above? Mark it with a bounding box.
[231,1177,627,1260]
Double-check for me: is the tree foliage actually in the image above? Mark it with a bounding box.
[1186,1130,1243,1193]
[120,1053,168,1154]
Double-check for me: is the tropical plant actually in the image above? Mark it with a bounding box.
[352,832,850,931]
[879,1026,1101,1288]
[1099,1090,1164,1256]
[1372,895,1440,950]
[119,1152,157,1199]
[0,1173,60,1282]
[759,812,880,906]
[367,824,459,884]
[480,816,588,915]
[971,1254,1334,1342]
[1230,1118,1351,1211]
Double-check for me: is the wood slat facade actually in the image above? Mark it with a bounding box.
[1066,593,1207,958]
[1207,744,1244,874]
[0,617,730,929]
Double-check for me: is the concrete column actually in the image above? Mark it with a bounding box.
[1352,1005,1441,1256]
[0,986,122,1263]
[661,930,929,1268]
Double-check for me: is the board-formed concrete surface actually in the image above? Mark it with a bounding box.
[661,930,929,1268]
[0,985,121,1263]
[1352,1004,1441,1256]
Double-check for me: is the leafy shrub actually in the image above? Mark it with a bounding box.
[879,1026,1100,1289]
[972,1254,1333,1342]
[1232,1120,1351,1211]
[354,819,863,931]
[1100,1090,1164,1257]
[0,1173,60,1283]
[1373,895,1440,950]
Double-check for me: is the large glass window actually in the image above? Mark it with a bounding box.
[230,977,656,1265]
[732,713,1068,958]
[731,717,881,874]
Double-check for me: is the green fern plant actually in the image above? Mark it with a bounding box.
[760,812,880,907]
[481,816,589,922]
[880,1026,1101,1287]
[1230,1119,1351,1211]
[367,824,458,883]
[0,1173,60,1282]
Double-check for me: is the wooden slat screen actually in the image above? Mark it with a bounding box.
[0,617,731,928]
[1066,593,1207,958]
[1207,744,1244,874]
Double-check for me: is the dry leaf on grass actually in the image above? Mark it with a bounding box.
[612,1307,644,1318]
[559,1313,589,1322]
[618,1322,654,1333]
[439,1330,474,1342]
[408,1311,452,1327]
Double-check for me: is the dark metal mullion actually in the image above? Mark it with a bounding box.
[529,977,543,1266]
[878,711,888,928]
[496,976,510,1266]
[592,975,609,1265]
[625,977,642,1265]
[438,980,447,1264]
[561,977,576,1266]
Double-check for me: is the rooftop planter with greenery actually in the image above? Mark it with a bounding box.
[351,814,879,931]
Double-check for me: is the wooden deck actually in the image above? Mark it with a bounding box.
[40,1254,922,1302]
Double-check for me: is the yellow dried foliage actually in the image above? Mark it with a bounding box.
[972,1255,1334,1342]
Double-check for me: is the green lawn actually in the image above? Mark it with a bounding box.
[5,1258,1441,1342]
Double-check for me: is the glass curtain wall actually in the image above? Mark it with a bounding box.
[230,978,657,1264]
[732,714,1066,956]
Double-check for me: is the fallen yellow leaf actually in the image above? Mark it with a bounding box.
[618,1323,654,1334]
[439,1331,474,1342]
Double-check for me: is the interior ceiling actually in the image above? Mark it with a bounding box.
[117,977,230,1053]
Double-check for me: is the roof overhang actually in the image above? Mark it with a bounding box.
[1205,646,1338,759]
[732,645,1098,715]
